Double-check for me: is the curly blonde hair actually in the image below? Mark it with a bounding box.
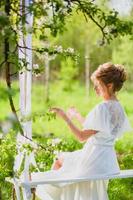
[91,62,127,92]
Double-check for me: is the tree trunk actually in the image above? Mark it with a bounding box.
[45,57,50,102]
[5,0,23,134]
[85,44,90,97]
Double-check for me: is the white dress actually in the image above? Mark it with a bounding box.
[32,100,132,200]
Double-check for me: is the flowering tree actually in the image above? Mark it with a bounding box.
[0,1,133,199]
[0,0,133,133]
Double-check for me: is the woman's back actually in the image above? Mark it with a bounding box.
[83,100,132,147]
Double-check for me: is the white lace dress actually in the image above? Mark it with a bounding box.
[32,100,132,200]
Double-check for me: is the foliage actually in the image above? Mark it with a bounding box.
[1,0,133,72]
[35,136,82,171]
[0,132,16,182]
[0,131,16,199]
[108,136,133,200]
[0,130,132,199]
[0,80,133,199]
[59,58,78,91]
[112,35,133,80]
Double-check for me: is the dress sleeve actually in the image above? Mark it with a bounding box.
[116,113,133,138]
[82,104,111,134]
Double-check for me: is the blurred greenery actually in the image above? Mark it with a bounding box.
[0,80,133,199]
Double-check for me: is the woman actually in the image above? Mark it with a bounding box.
[32,62,132,200]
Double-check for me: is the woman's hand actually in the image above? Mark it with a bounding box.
[66,106,78,120]
[51,157,63,170]
[49,107,67,120]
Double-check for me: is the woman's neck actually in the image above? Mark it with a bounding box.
[103,94,118,101]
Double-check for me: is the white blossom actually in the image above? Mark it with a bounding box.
[39,162,46,168]
[2,121,12,134]
[59,7,68,15]
[35,73,41,77]
[43,3,51,10]
[49,54,57,60]
[53,150,59,155]
[66,47,74,54]
[62,1,68,7]
[56,45,63,53]
[51,138,62,146]
[33,64,39,69]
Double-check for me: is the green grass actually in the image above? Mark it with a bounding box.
[0,79,133,158]
[0,79,133,140]
[0,79,133,200]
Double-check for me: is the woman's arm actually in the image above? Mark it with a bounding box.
[64,115,97,142]
[50,107,97,142]
[66,107,85,124]
[75,112,85,124]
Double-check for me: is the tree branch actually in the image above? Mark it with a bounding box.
[10,72,18,76]
[5,0,24,135]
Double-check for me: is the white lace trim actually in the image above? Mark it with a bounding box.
[103,101,132,137]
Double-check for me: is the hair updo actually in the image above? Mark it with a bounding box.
[91,62,127,92]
